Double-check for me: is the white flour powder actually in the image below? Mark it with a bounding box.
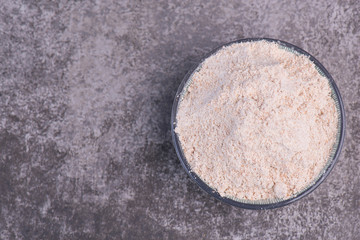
[175,41,338,201]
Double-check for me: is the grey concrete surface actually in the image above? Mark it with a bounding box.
[0,0,359,239]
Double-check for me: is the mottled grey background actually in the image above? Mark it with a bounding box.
[0,0,359,239]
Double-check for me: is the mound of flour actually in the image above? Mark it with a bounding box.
[175,41,338,201]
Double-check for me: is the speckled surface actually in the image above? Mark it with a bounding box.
[0,1,359,239]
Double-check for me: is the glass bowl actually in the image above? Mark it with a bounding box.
[171,38,345,209]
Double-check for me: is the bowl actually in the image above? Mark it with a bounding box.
[171,38,345,209]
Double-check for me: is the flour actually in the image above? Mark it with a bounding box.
[175,41,338,201]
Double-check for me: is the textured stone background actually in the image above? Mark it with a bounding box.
[0,0,359,239]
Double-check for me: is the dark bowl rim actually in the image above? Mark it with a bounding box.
[170,37,346,210]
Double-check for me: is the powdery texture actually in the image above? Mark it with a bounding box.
[175,41,338,201]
